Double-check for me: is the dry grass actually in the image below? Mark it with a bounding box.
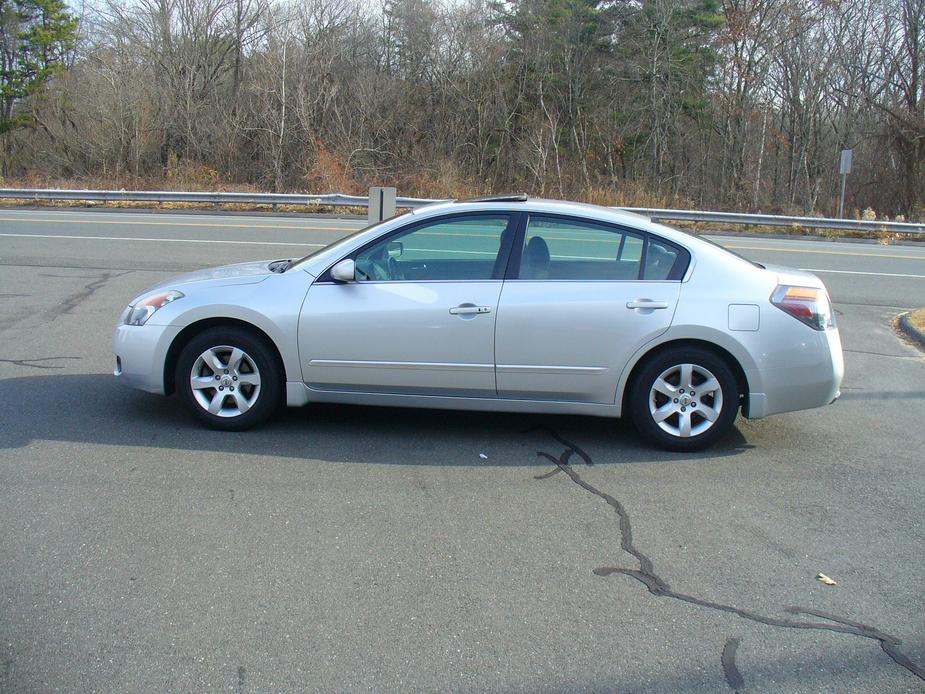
[908,308,925,334]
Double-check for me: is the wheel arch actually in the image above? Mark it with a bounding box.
[163,317,286,396]
[617,337,752,417]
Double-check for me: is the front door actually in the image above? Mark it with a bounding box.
[299,213,515,396]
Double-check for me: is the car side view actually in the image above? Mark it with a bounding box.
[113,196,844,451]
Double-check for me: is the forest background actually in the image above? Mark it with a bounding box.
[1,0,923,219]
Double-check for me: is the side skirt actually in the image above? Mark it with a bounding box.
[285,381,620,418]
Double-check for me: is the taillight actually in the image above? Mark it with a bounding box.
[770,285,835,330]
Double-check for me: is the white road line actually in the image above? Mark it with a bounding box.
[0,232,323,247]
[0,215,352,231]
[2,232,922,276]
[723,243,924,260]
[801,267,925,279]
[0,209,361,225]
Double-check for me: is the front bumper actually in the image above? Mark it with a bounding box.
[112,323,182,394]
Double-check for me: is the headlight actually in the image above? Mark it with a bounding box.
[124,290,184,326]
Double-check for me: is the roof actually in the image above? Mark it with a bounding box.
[453,193,528,203]
[416,196,655,227]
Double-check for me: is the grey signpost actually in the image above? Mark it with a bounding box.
[368,186,397,224]
[838,149,853,218]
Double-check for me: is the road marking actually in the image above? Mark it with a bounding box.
[724,243,924,260]
[2,213,922,260]
[0,209,359,223]
[2,230,922,269]
[0,232,324,247]
[800,267,925,279]
[0,216,348,231]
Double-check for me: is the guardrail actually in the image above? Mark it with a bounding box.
[1,187,923,234]
[619,207,925,234]
[0,187,437,210]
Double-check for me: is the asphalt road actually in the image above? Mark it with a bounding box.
[1,208,923,693]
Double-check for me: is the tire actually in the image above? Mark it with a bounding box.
[629,346,740,452]
[175,326,282,431]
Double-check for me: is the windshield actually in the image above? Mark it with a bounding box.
[288,218,393,270]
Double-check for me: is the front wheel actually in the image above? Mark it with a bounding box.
[629,347,740,452]
[176,327,282,431]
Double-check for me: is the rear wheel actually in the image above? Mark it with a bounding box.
[176,327,281,430]
[629,347,739,451]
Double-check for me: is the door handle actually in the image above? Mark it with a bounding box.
[449,305,492,315]
[626,299,669,310]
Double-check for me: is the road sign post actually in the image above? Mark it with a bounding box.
[838,149,853,218]
[368,186,397,224]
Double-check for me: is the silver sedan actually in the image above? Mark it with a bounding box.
[113,196,843,451]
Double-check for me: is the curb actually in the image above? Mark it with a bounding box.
[897,311,925,352]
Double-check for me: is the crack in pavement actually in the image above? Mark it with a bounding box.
[57,271,131,316]
[721,637,744,692]
[843,348,921,360]
[534,431,925,685]
[0,356,80,369]
[529,426,593,481]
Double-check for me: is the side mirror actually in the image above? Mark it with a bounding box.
[387,241,403,258]
[330,258,356,282]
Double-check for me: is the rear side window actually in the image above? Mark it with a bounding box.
[519,216,645,280]
[645,239,683,280]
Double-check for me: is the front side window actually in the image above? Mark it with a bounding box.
[519,216,646,280]
[355,215,513,281]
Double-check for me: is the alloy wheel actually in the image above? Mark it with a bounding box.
[189,345,262,418]
[648,363,723,438]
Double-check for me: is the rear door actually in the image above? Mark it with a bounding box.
[495,214,687,403]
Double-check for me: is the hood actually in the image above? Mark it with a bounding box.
[135,259,284,300]
[761,263,826,290]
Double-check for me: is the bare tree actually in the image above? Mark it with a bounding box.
[2,0,922,217]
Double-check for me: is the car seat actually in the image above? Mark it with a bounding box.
[522,236,550,279]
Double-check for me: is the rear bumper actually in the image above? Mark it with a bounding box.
[745,327,844,419]
[112,323,182,394]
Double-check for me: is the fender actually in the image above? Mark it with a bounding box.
[161,270,312,383]
[613,324,763,416]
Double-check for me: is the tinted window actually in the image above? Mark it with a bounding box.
[518,216,645,280]
[355,215,512,281]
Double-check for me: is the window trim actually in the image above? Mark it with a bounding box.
[508,213,691,282]
[317,211,523,284]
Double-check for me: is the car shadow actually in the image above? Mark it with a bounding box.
[0,373,754,465]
